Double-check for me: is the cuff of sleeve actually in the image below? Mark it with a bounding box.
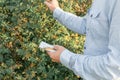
[60,49,75,69]
[53,7,64,19]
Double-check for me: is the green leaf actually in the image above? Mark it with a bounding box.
[0,54,3,62]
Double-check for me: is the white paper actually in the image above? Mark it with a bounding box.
[39,41,56,52]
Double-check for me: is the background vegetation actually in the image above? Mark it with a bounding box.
[0,0,91,80]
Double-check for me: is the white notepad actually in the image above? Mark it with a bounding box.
[39,41,56,52]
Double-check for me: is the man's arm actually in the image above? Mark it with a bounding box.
[44,0,87,34]
[53,8,87,34]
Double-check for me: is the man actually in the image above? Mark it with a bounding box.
[44,0,120,80]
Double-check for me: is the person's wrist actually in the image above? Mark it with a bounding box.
[52,6,60,12]
[53,7,61,13]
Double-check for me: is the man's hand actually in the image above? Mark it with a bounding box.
[47,45,65,63]
[44,0,59,12]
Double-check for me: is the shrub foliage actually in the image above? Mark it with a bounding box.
[0,0,91,80]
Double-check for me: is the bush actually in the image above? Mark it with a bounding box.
[0,0,91,80]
